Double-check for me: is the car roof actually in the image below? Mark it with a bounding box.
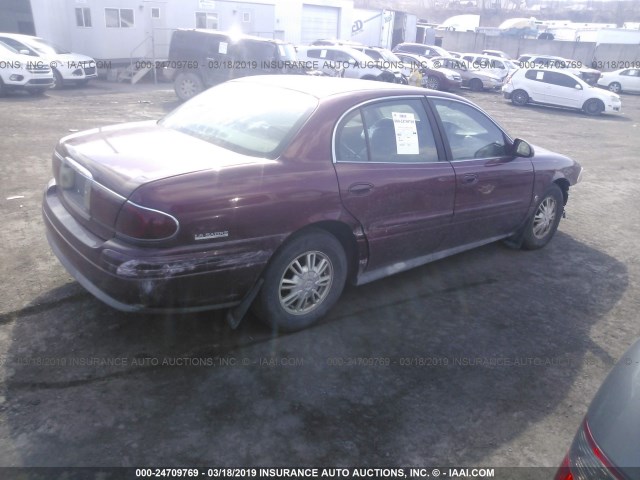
[395,52,429,60]
[517,68,583,80]
[464,53,504,60]
[175,29,286,45]
[231,74,461,100]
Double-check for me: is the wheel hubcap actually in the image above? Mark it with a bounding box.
[279,251,333,315]
[532,197,557,239]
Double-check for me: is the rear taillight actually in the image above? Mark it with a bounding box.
[115,201,179,241]
[554,420,624,480]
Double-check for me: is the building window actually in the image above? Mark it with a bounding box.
[105,8,134,28]
[196,12,218,29]
[242,12,251,23]
[151,8,160,19]
[75,7,92,27]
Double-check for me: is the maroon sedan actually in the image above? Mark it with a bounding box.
[43,75,582,331]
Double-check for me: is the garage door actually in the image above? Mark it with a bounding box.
[301,4,340,44]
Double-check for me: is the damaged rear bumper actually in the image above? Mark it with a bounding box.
[43,182,273,313]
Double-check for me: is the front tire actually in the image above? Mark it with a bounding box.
[511,89,529,106]
[253,229,347,332]
[583,98,604,116]
[521,184,564,250]
[173,72,203,101]
[52,69,64,89]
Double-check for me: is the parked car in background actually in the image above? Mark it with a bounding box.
[461,53,518,80]
[0,32,96,89]
[503,68,621,115]
[432,56,503,91]
[297,45,401,83]
[42,75,582,332]
[394,52,462,90]
[392,43,449,58]
[597,68,640,93]
[482,49,511,59]
[354,46,408,83]
[517,54,601,85]
[555,339,640,480]
[310,39,364,48]
[0,40,53,95]
[166,29,309,101]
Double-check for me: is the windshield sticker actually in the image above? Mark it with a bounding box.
[219,42,228,54]
[392,112,419,155]
[320,49,327,58]
[536,71,544,80]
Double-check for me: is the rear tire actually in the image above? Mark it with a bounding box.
[607,82,621,93]
[174,72,203,101]
[511,89,529,106]
[426,75,440,90]
[469,78,483,92]
[253,229,347,332]
[521,184,564,250]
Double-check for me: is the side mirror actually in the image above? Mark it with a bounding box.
[513,138,534,158]
[574,84,583,90]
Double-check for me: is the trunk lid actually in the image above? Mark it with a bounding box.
[54,121,272,240]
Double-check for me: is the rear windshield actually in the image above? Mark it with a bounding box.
[160,82,318,158]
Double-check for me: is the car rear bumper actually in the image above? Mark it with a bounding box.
[43,180,271,313]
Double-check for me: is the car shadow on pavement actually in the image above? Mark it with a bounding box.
[0,232,627,467]
[505,102,632,122]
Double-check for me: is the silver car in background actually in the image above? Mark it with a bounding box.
[432,56,503,91]
[555,339,640,479]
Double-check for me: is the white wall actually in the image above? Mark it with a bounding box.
[275,0,354,45]
[28,0,352,59]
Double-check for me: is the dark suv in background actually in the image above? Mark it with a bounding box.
[166,29,307,100]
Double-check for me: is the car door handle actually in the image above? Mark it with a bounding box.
[348,183,374,195]
[462,173,478,185]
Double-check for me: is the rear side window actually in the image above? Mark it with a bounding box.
[235,40,276,62]
[305,49,326,59]
[545,71,580,88]
[525,69,542,80]
[335,99,439,163]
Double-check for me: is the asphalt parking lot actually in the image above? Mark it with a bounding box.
[1,80,639,474]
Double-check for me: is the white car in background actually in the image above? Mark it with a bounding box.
[461,53,518,80]
[296,45,400,83]
[503,68,621,115]
[0,33,97,88]
[0,40,54,95]
[597,68,640,94]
